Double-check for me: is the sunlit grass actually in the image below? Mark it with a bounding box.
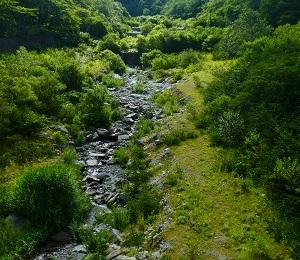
[153,66,292,259]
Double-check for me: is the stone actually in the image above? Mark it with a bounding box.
[72,245,87,254]
[83,175,100,183]
[127,113,139,120]
[109,134,119,142]
[118,135,130,141]
[92,132,99,141]
[55,125,69,134]
[95,172,109,181]
[97,128,110,138]
[111,228,123,243]
[106,249,122,260]
[90,152,107,159]
[115,256,136,260]
[86,159,98,166]
[106,193,120,204]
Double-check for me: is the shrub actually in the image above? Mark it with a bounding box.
[123,226,145,247]
[80,86,112,127]
[153,89,181,116]
[77,227,110,255]
[10,164,90,232]
[57,62,85,91]
[98,50,126,74]
[125,184,162,222]
[209,111,245,147]
[131,83,145,93]
[113,147,130,166]
[61,147,79,165]
[0,219,47,259]
[162,128,198,146]
[96,207,130,232]
[134,118,154,138]
[102,74,125,89]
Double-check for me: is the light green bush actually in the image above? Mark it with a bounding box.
[10,163,90,232]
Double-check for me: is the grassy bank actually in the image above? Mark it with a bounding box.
[151,58,292,259]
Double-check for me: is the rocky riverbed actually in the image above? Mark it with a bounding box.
[34,68,172,260]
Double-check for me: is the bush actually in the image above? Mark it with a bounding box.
[77,227,110,255]
[134,118,154,138]
[10,164,90,232]
[96,207,130,232]
[125,184,162,223]
[153,89,181,116]
[113,147,131,166]
[98,50,126,74]
[57,62,85,91]
[0,219,47,259]
[131,83,145,93]
[162,128,198,146]
[209,111,245,147]
[102,74,125,89]
[80,86,112,127]
[61,147,79,165]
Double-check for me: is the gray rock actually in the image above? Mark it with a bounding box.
[90,152,107,159]
[118,135,130,141]
[55,125,69,134]
[111,228,123,243]
[86,159,98,166]
[93,132,99,140]
[83,175,100,183]
[72,245,87,253]
[106,249,122,260]
[97,128,110,138]
[115,256,136,260]
[95,172,109,181]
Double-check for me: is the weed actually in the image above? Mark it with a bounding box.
[52,131,67,150]
[61,147,78,165]
[153,89,181,116]
[113,147,130,166]
[77,227,110,255]
[102,74,125,89]
[161,128,198,146]
[96,207,130,232]
[134,118,154,139]
[131,83,145,93]
[123,226,145,247]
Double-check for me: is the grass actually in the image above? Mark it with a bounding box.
[148,58,292,259]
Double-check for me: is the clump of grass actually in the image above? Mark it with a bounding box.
[153,89,181,116]
[161,128,198,146]
[113,147,131,165]
[61,147,78,165]
[102,74,125,89]
[123,225,145,247]
[10,163,90,232]
[77,227,110,256]
[96,207,130,232]
[0,220,47,259]
[131,83,145,93]
[164,165,184,187]
[134,118,154,139]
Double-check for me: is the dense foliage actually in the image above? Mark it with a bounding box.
[0,0,129,49]
[199,22,300,250]
[0,47,125,168]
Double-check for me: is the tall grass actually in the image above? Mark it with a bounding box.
[10,163,90,232]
